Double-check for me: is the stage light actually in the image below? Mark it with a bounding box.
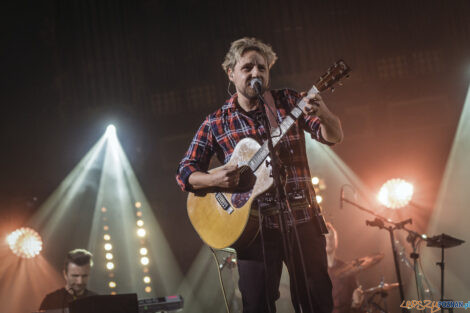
[311,177,320,185]
[316,195,323,204]
[140,257,149,265]
[378,178,414,209]
[106,262,115,270]
[106,125,116,135]
[140,247,148,255]
[136,211,142,217]
[106,253,113,260]
[104,243,113,251]
[6,227,43,259]
[137,228,146,237]
[143,276,151,284]
[135,201,142,208]
[145,286,152,293]
[103,234,111,241]
[104,225,109,231]
[109,281,116,288]
[137,220,144,227]
[101,207,107,213]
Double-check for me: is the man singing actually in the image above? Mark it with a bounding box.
[177,37,343,313]
[39,249,97,311]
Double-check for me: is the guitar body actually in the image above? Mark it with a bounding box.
[187,138,274,249]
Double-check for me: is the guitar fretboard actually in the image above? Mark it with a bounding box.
[247,86,319,172]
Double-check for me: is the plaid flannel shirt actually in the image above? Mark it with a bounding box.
[176,89,333,228]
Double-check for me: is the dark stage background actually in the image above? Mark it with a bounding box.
[1,0,469,312]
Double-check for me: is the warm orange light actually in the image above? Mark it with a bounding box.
[6,227,43,258]
[145,286,152,293]
[135,202,142,208]
[101,207,107,213]
[378,178,414,209]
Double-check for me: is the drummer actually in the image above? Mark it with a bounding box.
[325,222,365,313]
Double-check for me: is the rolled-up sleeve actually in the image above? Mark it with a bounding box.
[176,116,215,191]
[301,115,335,146]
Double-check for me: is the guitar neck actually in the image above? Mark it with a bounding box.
[246,59,350,172]
[247,85,320,172]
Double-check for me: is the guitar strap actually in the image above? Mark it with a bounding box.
[262,91,279,131]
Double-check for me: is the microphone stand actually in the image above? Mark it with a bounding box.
[255,87,314,313]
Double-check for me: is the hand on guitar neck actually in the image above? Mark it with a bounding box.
[300,91,343,144]
[188,164,241,190]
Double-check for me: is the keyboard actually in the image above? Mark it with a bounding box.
[138,295,183,312]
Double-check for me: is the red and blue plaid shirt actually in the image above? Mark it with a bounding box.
[176,89,333,228]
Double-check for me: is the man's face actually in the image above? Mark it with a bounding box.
[228,50,270,100]
[63,263,90,295]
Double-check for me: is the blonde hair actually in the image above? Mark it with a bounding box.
[221,37,278,73]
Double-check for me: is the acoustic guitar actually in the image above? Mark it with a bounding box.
[187,60,351,249]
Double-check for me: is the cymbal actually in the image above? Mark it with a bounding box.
[364,282,399,294]
[333,253,384,278]
[426,233,465,249]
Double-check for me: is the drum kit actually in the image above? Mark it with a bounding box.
[328,252,400,313]
[220,232,465,313]
[220,248,400,312]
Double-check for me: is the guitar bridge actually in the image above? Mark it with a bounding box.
[215,192,233,214]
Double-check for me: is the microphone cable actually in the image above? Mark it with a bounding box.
[210,247,231,313]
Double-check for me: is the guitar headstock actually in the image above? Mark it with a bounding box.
[314,60,351,93]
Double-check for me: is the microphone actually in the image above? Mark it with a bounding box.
[396,218,412,229]
[250,78,263,95]
[339,184,355,210]
[366,218,385,229]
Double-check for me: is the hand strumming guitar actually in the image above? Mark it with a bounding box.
[188,164,240,190]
